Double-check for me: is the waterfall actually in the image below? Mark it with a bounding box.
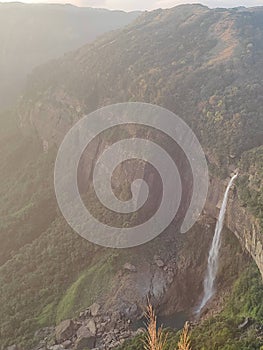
[196,173,238,314]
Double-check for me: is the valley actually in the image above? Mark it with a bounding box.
[0,3,262,350]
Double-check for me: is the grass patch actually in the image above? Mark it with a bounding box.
[56,253,118,323]
[37,302,57,327]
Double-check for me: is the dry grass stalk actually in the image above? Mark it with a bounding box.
[143,302,192,350]
[143,303,167,350]
[177,322,192,350]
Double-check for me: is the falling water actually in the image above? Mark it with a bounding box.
[196,173,238,314]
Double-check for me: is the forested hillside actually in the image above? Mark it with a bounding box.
[21,5,263,165]
[0,4,262,349]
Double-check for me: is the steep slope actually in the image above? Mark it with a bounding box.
[0,3,139,108]
[117,265,263,350]
[0,113,249,348]
[21,5,263,161]
[20,4,263,270]
[0,4,262,349]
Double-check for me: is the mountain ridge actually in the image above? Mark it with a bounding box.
[0,3,262,349]
[0,2,140,108]
[18,3,263,274]
[20,4,263,158]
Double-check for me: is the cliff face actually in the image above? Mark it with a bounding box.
[2,5,263,348]
[18,4,263,279]
[205,176,263,278]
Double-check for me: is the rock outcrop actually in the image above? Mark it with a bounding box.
[18,3,263,283]
[31,306,138,350]
[205,176,263,278]
[55,320,75,343]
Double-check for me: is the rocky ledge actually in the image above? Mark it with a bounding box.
[205,176,263,278]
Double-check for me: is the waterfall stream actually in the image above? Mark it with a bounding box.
[196,173,238,313]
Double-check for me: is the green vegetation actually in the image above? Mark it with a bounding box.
[23,5,263,171]
[0,217,92,348]
[0,4,263,349]
[56,253,117,323]
[191,265,263,350]
[37,302,57,327]
[117,264,263,350]
[237,146,263,228]
[0,110,56,265]
[0,111,94,347]
[224,265,263,322]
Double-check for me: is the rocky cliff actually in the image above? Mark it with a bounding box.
[19,4,263,278]
[26,217,248,350]
[205,176,263,278]
[1,4,262,348]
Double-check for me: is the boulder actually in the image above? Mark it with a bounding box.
[55,319,75,343]
[86,318,96,335]
[154,255,165,268]
[77,325,92,338]
[123,263,136,272]
[75,326,95,350]
[62,340,72,349]
[89,303,101,317]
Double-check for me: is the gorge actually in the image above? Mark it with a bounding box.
[0,3,262,350]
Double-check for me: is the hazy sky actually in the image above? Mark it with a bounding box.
[1,0,263,11]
